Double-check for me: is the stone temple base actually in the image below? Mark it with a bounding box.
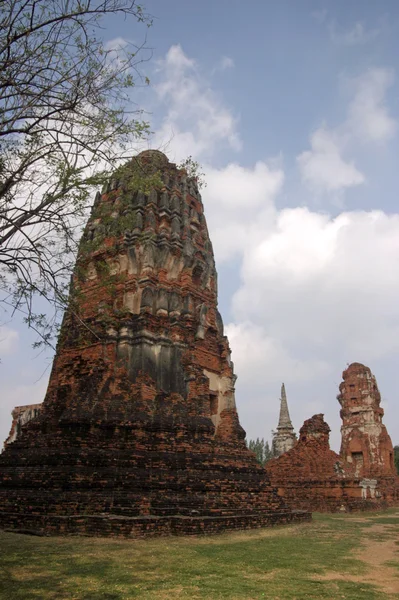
[0,417,311,538]
[0,511,310,538]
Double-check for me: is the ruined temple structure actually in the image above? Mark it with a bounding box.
[267,414,363,512]
[272,383,296,457]
[266,364,399,512]
[338,363,396,478]
[0,150,310,537]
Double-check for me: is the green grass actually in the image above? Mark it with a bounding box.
[1,510,399,600]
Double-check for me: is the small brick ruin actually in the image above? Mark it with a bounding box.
[266,363,399,512]
[0,150,310,537]
[267,414,362,512]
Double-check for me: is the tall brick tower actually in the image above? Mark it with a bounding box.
[338,362,396,478]
[272,383,297,457]
[0,151,308,537]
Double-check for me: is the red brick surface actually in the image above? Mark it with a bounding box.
[266,414,364,512]
[339,362,396,477]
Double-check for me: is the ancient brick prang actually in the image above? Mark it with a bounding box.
[266,414,393,512]
[0,150,310,537]
[339,363,396,478]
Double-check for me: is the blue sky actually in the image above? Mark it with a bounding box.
[1,0,399,451]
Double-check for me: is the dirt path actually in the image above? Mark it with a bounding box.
[314,523,399,596]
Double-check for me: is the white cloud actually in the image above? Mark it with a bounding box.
[0,326,19,356]
[329,21,381,46]
[103,37,131,70]
[313,12,383,46]
[297,127,365,192]
[347,68,397,143]
[205,162,283,211]
[311,9,328,24]
[220,56,235,70]
[104,36,128,51]
[297,67,396,193]
[233,207,399,361]
[210,55,235,76]
[203,161,283,263]
[212,56,235,73]
[226,321,330,385]
[152,45,241,161]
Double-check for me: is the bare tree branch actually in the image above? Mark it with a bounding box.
[0,0,153,347]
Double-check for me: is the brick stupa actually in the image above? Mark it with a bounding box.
[0,150,309,537]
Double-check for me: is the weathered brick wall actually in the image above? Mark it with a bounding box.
[0,150,309,537]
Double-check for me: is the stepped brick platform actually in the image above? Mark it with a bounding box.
[0,150,310,537]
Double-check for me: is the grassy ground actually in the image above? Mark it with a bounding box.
[0,510,399,600]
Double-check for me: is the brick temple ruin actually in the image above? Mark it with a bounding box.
[266,363,398,511]
[0,150,310,537]
[339,363,396,477]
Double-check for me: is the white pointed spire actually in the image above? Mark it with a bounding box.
[272,383,297,457]
[277,383,293,430]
